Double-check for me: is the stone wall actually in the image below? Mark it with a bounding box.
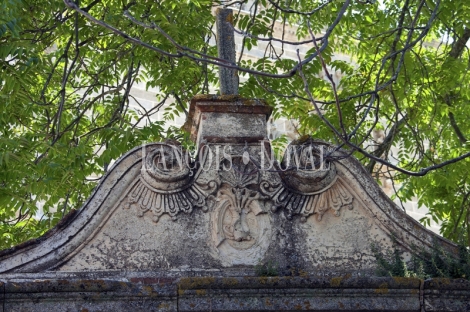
[1,274,469,311]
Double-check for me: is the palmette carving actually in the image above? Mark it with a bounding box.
[123,141,353,224]
[210,156,271,264]
[122,142,217,222]
[212,157,268,248]
[124,178,217,222]
[260,178,353,222]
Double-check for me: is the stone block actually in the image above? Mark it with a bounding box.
[177,276,421,311]
[185,95,272,145]
[4,279,177,312]
[424,278,470,311]
[197,112,267,143]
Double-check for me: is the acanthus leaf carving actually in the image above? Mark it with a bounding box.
[259,139,354,221]
[124,177,217,222]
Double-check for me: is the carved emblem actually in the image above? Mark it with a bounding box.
[212,157,268,248]
[211,156,272,265]
[215,187,262,245]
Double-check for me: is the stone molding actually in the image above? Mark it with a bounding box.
[0,275,468,311]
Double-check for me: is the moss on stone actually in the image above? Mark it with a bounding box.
[330,277,342,287]
[178,277,216,290]
[374,282,389,294]
[222,277,239,286]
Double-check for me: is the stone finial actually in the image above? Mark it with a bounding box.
[216,8,238,95]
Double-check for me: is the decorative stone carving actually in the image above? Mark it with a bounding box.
[212,157,268,245]
[260,179,353,222]
[279,141,337,194]
[262,139,354,221]
[123,143,217,222]
[0,94,462,294]
[123,140,353,225]
[211,156,272,266]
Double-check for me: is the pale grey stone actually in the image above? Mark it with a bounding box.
[0,94,468,311]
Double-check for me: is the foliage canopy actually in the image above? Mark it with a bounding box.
[1,0,470,249]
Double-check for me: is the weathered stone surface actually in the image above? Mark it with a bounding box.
[424,278,470,311]
[4,278,176,312]
[45,141,389,274]
[179,288,418,311]
[0,94,468,311]
[185,95,272,145]
[2,276,468,311]
[198,111,267,141]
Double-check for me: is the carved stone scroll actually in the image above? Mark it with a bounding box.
[261,139,354,221]
[279,141,337,194]
[123,143,217,222]
[122,140,354,225]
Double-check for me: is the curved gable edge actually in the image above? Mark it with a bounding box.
[333,146,457,256]
[0,142,459,274]
[0,145,147,273]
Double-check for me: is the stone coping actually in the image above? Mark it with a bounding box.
[0,275,468,311]
[2,275,428,290]
[183,95,273,139]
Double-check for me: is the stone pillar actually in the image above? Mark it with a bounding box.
[216,8,238,95]
[184,95,272,147]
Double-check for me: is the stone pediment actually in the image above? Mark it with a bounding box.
[0,96,468,311]
[0,96,457,274]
